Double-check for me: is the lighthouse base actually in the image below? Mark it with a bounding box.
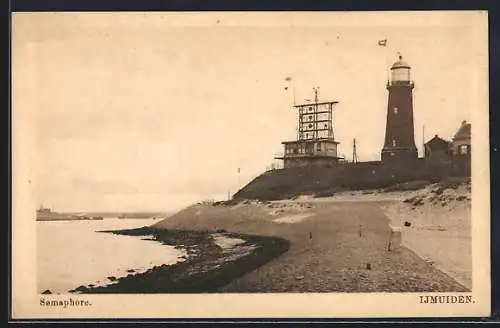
[381,148,418,164]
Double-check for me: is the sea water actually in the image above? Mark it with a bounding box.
[37,218,186,294]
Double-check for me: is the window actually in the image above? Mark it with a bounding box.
[459,144,469,155]
[309,115,313,120]
[392,139,396,147]
[309,107,313,111]
[324,124,328,128]
[293,148,298,154]
[393,107,398,114]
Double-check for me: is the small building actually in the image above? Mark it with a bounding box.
[449,120,471,156]
[424,134,451,159]
[280,139,341,168]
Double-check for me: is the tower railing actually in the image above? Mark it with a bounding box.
[387,80,415,88]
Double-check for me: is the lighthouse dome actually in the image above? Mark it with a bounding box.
[391,56,411,69]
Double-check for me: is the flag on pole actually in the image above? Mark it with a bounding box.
[378,39,387,47]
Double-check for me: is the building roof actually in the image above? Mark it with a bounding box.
[391,55,411,69]
[453,120,471,141]
[282,138,339,145]
[425,134,451,149]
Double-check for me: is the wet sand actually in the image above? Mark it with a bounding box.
[71,227,289,294]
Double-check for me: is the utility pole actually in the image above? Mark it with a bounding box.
[313,86,320,140]
[352,138,358,163]
[313,86,319,103]
[422,125,425,158]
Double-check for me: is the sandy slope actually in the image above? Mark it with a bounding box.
[381,181,472,290]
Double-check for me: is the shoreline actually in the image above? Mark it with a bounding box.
[43,179,470,294]
[36,218,104,222]
[68,227,290,294]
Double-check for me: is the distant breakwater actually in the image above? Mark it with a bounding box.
[36,217,104,222]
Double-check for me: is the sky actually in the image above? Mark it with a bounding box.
[12,12,488,212]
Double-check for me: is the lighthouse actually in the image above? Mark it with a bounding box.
[381,54,418,163]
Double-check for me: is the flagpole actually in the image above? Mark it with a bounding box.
[378,39,390,83]
[237,167,241,191]
[285,77,295,106]
[385,43,390,83]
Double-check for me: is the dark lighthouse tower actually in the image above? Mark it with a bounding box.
[381,54,418,163]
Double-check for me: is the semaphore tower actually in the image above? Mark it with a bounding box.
[276,87,342,168]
